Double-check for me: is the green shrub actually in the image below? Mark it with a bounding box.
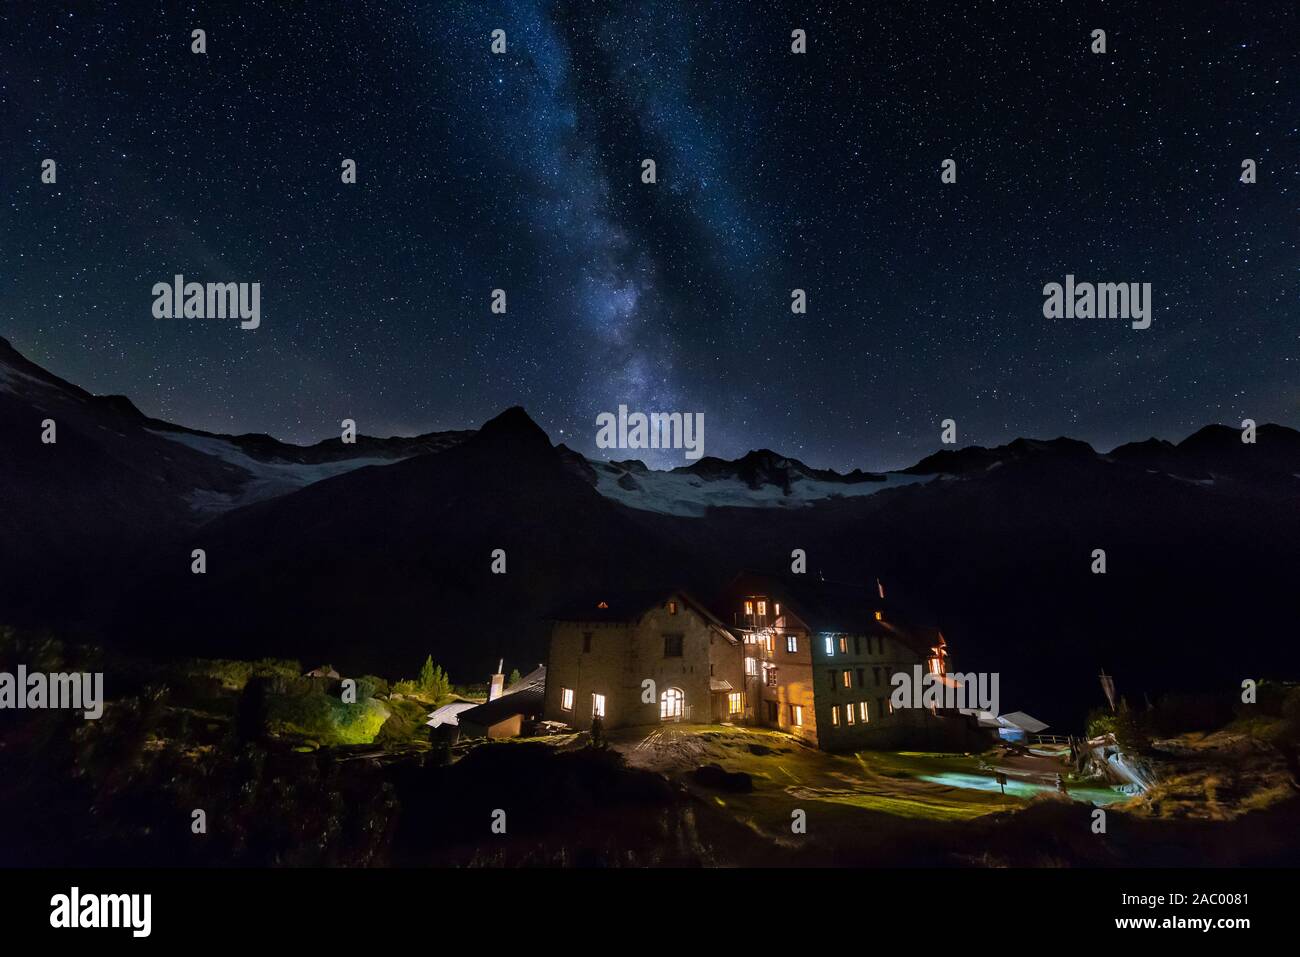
[1086,708,1117,739]
[266,688,389,745]
[375,696,431,748]
[358,675,389,697]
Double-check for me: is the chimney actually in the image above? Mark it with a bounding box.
[488,658,505,701]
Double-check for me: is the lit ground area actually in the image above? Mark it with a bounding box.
[503,722,1300,866]
[609,723,1121,826]
[608,722,1128,816]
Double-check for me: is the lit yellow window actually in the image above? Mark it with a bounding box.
[874,610,883,621]
[774,602,781,616]
[791,704,804,726]
[591,693,606,718]
[845,704,855,725]
[831,706,840,726]
[842,670,852,688]
[744,600,753,615]
[859,701,869,723]
[667,601,678,615]
[728,692,743,714]
[561,688,574,711]
[757,600,767,616]
[838,636,848,654]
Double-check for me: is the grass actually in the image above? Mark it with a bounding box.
[613,724,1038,827]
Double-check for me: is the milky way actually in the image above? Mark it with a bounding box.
[2,1,1295,470]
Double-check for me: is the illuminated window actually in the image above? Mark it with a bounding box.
[667,601,678,615]
[790,704,803,726]
[831,706,840,726]
[774,602,781,616]
[824,636,834,656]
[838,636,848,654]
[591,693,606,718]
[929,656,942,675]
[660,687,684,720]
[728,692,743,714]
[765,634,774,654]
[745,657,759,676]
[765,666,778,688]
[845,703,855,725]
[842,670,852,688]
[875,610,883,621]
[744,600,754,616]
[757,600,767,616]
[859,701,869,722]
[561,687,574,711]
[597,601,608,609]
[786,634,798,653]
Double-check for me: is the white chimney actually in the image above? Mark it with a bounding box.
[488,658,505,701]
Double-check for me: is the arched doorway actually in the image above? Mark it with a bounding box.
[660,687,684,721]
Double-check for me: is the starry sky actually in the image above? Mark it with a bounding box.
[2,1,1296,471]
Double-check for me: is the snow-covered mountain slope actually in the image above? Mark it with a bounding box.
[146,428,402,513]
[589,458,926,516]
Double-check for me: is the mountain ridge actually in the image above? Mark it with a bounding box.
[4,337,1300,727]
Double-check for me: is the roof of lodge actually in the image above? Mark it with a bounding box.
[504,664,547,694]
[547,588,738,641]
[458,688,545,728]
[720,571,941,660]
[456,665,547,727]
[544,574,940,659]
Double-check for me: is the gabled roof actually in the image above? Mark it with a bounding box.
[717,571,938,659]
[504,664,546,694]
[457,688,545,728]
[426,700,478,728]
[547,588,738,642]
[456,664,550,728]
[720,571,884,630]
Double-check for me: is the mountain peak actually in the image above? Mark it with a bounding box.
[474,406,552,448]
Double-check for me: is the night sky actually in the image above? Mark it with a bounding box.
[2,1,1295,471]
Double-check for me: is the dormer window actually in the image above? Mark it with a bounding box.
[597,601,609,609]
[667,601,678,615]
